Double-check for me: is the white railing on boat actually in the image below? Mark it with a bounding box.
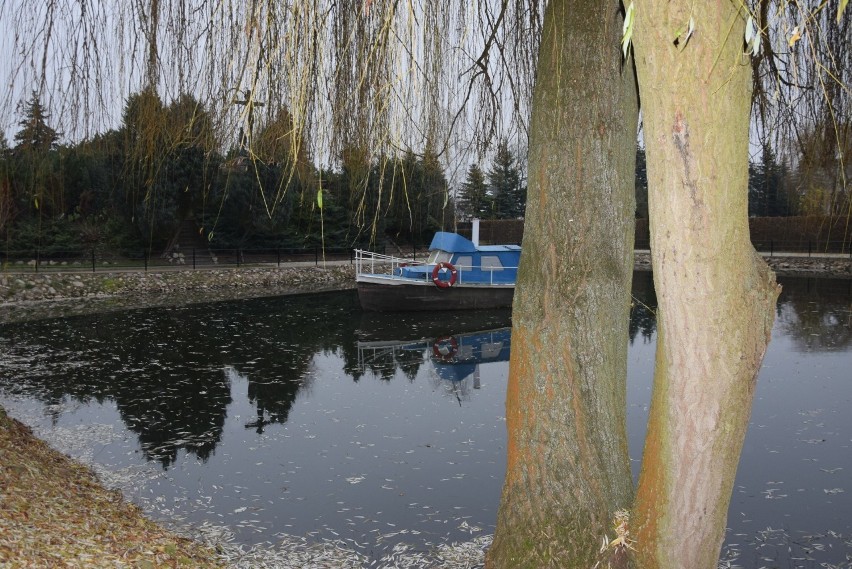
[355,249,517,286]
[354,249,425,279]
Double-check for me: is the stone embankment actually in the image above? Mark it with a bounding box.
[0,264,356,303]
[0,264,357,323]
[633,251,851,277]
[0,254,849,321]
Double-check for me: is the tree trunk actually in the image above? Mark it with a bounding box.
[486,1,638,567]
[631,2,781,567]
[146,0,160,90]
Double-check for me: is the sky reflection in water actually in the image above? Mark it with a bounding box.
[1,275,850,566]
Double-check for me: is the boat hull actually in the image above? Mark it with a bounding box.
[356,280,515,312]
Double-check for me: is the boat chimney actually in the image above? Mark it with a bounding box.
[472,218,480,247]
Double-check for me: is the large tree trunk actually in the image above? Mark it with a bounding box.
[486,1,638,567]
[631,2,781,567]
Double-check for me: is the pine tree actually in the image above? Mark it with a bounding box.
[457,163,489,221]
[11,92,62,218]
[418,145,451,234]
[0,132,11,236]
[487,140,523,219]
[749,143,792,217]
[13,92,59,152]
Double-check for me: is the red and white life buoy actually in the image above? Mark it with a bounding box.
[431,262,458,288]
[432,336,459,361]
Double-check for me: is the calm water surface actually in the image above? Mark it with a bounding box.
[1,275,850,567]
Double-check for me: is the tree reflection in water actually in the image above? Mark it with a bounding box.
[0,292,518,467]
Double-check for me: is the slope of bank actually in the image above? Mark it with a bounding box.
[0,407,223,568]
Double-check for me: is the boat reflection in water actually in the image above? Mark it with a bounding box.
[356,311,512,404]
[430,328,512,403]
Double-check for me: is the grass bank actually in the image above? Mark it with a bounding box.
[0,407,223,568]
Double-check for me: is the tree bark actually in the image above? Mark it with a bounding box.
[486,1,638,567]
[631,2,781,567]
[146,0,160,91]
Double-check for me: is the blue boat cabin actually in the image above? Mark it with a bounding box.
[395,232,520,285]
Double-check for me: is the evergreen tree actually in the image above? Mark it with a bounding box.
[0,133,11,237]
[487,140,524,219]
[339,143,377,241]
[11,92,62,219]
[13,92,60,152]
[457,163,489,221]
[118,90,222,247]
[417,144,451,238]
[748,143,793,217]
[254,105,315,219]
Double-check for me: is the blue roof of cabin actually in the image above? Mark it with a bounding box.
[478,244,521,252]
[429,232,477,253]
[428,232,521,253]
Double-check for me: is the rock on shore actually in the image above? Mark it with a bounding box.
[632,251,850,277]
[0,265,356,303]
[0,265,357,324]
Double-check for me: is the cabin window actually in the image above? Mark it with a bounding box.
[455,256,473,272]
[481,255,504,272]
[427,250,452,264]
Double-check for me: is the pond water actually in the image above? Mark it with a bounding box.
[1,274,850,567]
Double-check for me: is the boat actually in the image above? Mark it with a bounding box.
[354,221,521,312]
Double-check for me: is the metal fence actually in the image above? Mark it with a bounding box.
[1,240,849,274]
[0,246,381,273]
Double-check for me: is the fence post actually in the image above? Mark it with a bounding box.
[237,249,241,268]
[770,240,774,257]
[193,248,196,270]
[277,248,281,267]
[144,250,148,272]
[808,241,812,258]
[92,249,96,273]
[35,248,39,273]
[315,247,318,265]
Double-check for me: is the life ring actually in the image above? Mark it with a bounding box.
[431,262,458,288]
[432,336,459,361]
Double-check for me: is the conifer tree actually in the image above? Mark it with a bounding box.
[487,140,523,219]
[457,163,489,221]
[11,92,61,217]
[13,93,60,153]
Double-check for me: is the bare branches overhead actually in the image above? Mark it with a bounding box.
[1,0,545,169]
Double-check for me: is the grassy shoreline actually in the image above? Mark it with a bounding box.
[0,407,223,568]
